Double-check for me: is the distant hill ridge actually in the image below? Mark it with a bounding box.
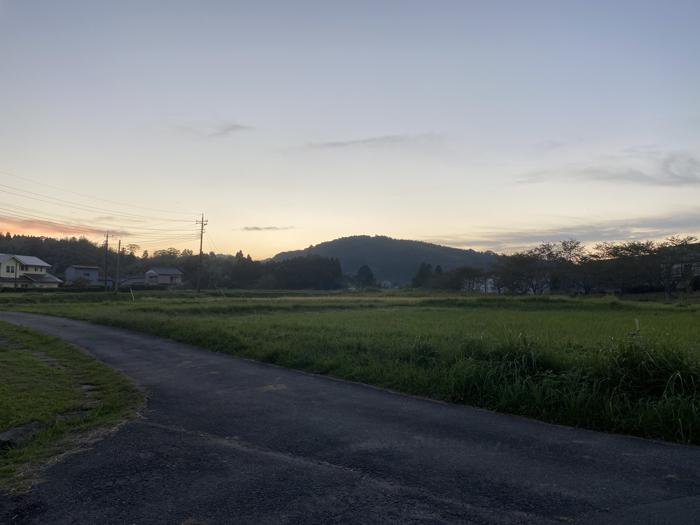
[272,235,496,284]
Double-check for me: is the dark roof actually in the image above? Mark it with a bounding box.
[0,273,62,284]
[67,265,100,270]
[0,276,30,283]
[24,273,63,284]
[0,253,51,266]
[146,267,183,275]
[120,276,146,285]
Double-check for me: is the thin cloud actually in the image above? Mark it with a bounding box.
[175,120,253,139]
[308,133,443,150]
[425,210,700,252]
[0,216,130,237]
[535,140,567,152]
[239,226,294,231]
[207,122,253,138]
[520,150,700,186]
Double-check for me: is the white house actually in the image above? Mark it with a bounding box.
[64,265,101,286]
[0,254,63,289]
[145,267,184,286]
[671,262,700,280]
[477,277,500,294]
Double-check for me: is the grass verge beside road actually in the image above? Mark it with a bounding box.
[3,292,700,445]
[0,321,142,492]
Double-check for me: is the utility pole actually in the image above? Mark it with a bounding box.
[196,213,208,292]
[104,233,109,291]
[115,239,122,293]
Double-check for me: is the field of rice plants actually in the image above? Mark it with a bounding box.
[3,291,699,444]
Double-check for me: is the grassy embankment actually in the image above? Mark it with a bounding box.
[0,321,142,491]
[2,291,700,445]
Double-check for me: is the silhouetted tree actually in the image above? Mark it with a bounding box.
[355,265,376,287]
[412,262,433,288]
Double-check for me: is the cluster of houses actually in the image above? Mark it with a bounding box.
[0,253,183,290]
[3,251,700,293]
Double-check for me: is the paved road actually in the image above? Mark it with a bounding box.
[1,312,699,524]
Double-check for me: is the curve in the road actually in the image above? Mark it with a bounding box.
[1,311,699,525]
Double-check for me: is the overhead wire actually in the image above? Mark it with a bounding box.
[0,183,193,224]
[0,171,206,253]
[0,203,198,238]
[0,169,195,219]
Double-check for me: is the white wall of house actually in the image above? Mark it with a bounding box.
[0,257,19,280]
[145,270,183,286]
[160,274,182,285]
[65,266,100,284]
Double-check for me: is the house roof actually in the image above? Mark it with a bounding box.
[67,265,100,270]
[0,276,29,284]
[24,273,63,284]
[146,267,183,275]
[0,253,51,267]
[120,276,146,285]
[0,273,62,284]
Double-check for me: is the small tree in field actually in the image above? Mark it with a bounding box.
[355,265,376,287]
[412,262,433,288]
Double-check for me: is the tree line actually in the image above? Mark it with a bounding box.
[0,233,343,290]
[409,237,700,295]
[2,232,699,294]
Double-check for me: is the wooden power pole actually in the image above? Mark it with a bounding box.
[196,214,208,292]
[104,233,109,291]
[115,239,122,292]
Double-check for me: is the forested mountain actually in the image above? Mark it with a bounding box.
[272,235,497,284]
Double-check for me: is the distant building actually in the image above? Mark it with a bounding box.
[65,265,101,286]
[671,261,700,291]
[671,262,700,280]
[0,254,62,289]
[477,277,500,294]
[145,267,184,286]
[119,276,146,288]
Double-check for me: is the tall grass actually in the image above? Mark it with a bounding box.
[6,292,700,444]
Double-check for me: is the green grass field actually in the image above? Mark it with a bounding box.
[2,291,700,445]
[0,321,142,491]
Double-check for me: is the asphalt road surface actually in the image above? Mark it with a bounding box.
[1,311,699,524]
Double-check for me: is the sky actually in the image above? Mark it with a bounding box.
[1,0,699,258]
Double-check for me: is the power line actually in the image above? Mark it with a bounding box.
[133,236,200,248]
[120,229,201,239]
[0,202,198,236]
[0,183,193,223]
[0,205,199,245]
[0,193,205,255]
[0,205,116,235]
[206,235,221,255]
[0,169,195,219]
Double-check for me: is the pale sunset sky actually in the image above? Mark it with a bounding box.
[1,1,699,258]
